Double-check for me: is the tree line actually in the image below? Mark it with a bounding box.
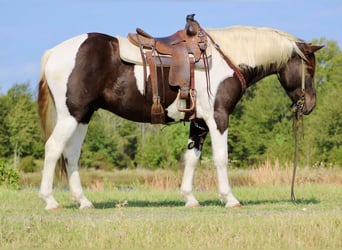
[0,38,341,172]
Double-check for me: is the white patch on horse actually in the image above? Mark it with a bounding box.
[45,34,88,114]
[165,99,186,121]
[64,123,93,209]
[181,144,201,207]
[206,119,240,207]
[195,44,234,120]
[133,65,150,96]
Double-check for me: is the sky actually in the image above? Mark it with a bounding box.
[0,0,341,94]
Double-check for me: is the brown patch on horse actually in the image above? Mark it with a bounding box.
[214,77,243,134]
[65,33,176,124]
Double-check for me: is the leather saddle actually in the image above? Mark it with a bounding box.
[127,14,208,124]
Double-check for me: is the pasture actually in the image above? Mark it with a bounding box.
[1,165,341,249]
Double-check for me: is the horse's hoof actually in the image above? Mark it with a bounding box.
[80,204,95,210]
[185,201,200,208]
[46,206,61,211]
[227,203,243,209]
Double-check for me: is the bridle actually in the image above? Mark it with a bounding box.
[291,58,306,202]
[293,59,306,114]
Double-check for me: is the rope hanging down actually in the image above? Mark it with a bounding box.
[291,110,304,202]
[291,59,306,202]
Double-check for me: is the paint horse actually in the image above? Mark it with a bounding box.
[38,21,323,209]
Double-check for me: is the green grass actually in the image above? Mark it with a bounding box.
[0,184,341,249]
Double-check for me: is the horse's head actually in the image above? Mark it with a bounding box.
[278,43,324,115]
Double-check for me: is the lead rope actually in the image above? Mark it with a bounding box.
[291,59,306,202]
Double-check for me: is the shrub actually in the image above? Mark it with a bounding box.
[18,156,37,173]
[0,159,19,189]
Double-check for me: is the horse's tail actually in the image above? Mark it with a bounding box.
[38,49,54,142]
[38,50,67,176]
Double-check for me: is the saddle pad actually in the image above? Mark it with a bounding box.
[117,36,144,65]
[117,35,212,69]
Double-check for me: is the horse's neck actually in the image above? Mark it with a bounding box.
[240,64,279,87]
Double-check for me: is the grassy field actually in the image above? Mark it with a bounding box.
[1,166,342,249]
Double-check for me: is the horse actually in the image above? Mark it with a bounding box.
[37,23,323,210]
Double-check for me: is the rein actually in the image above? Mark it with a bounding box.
[291,58,306,202]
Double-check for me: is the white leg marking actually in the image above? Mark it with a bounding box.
[39,117,78,210]
[180,143,201,207]
[206,119,241,208]
[63,124,93,209]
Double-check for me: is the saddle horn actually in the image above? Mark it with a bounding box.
[185,14,199,36]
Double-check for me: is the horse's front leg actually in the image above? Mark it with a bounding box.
[180,119,209,207]
[206,118,241,208]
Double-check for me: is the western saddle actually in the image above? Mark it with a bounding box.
[128,14,208,124]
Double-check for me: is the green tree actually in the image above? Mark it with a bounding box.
[136,123,189,169]
[2,83,43,164]
[229,76,293,166]
[81,110,141,169]
[0,83,43,163]
[305,39,342,166]
[0,95,11,157]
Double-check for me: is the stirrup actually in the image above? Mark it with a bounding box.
[176,89,196,113]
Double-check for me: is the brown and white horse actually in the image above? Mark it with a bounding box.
[38,25,323,210]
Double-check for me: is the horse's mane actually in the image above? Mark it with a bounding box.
[206,26,306,71]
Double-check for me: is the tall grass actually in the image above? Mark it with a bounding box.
[19,160,342,191]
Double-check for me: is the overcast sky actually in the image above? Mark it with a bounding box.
[0,0,341,94]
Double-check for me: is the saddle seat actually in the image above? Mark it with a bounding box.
[128,28,189,56]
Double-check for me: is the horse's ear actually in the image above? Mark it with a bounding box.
[297,42,324,54]
[307,44,324,53]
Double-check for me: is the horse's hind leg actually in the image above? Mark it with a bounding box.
[39,116,78,210]
[63,123,93,209]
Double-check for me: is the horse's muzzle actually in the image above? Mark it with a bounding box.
[303,93,316,115]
